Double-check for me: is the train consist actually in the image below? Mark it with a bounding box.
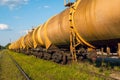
[9,0,120,64]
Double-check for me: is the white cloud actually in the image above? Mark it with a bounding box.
[0,24,9,30]
[38,5,50,9]
[43,5,50,8]
[0,0,29,10]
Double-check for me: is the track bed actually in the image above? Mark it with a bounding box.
[0,50,30,80]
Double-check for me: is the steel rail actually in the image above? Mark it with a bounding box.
[79,68,118,80]
[9,55,31,80]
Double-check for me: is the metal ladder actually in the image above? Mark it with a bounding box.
[64,0,95,62]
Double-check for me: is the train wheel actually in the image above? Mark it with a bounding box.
[87,50,97,63]
[43,52,51,60]
[52,52,62,63]
[61,54,67,64]
[77,48,87,62]
[77,56,84,62]
[33,52,38,57]
[38,52,44,58]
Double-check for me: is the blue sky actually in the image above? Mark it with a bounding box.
[0,0,68,46]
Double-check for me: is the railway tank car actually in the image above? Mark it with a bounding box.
[9,0,120,64]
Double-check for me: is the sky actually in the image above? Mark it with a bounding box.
[0,0,71,46]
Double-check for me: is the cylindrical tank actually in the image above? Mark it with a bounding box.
[19,36,25,49]
[24,31,34,49]
[9,42,14,49]
[9,0,120,50]
[74,0,120,42]
[37,0,120,48]
[11,40,20,50]
[32,25,44,48]
[9,36,30,50]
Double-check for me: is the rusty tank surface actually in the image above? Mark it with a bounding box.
[9,0,120,63]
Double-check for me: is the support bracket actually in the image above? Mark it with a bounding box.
[66,0,95,62]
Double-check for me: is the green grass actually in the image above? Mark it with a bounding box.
[0,50,26,80]
[114,66,120,71]
[7,50,106,80]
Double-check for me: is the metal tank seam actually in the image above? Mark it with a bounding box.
[32,27,38,48]
[43,15,56,49]
[71,0,95,48]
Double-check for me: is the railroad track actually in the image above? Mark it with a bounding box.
[88,71,118,80]
[9,54,31,80]
[109,70,120,80]
[4,50,120,80]
[9,53,119,80]
[112,70,120,74]
[79,67,118,80]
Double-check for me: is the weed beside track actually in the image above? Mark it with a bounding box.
[0,50,26,80]
[7,50,107,80]
[1,49,120,80]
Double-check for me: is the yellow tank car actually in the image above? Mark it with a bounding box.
[9,0,120,63]
[32,25,44,48]
[24,30,34,49]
